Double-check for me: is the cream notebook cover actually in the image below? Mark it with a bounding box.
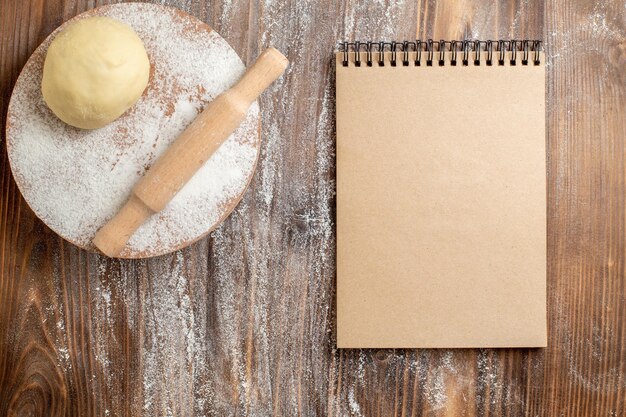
[336,40,546,348]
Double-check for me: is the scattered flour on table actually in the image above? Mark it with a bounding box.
[7,3,260,255]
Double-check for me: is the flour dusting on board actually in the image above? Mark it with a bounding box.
[7,3,260,256]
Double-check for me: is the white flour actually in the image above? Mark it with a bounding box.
[7,3,260,256]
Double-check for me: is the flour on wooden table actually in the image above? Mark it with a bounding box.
[7,3,260,256]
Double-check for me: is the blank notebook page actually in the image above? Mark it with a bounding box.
[335,48,546,348]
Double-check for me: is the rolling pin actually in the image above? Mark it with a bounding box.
[93,48,288,257]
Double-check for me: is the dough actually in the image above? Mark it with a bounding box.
[41,17,150,129]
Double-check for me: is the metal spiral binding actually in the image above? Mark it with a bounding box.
[341,39,542,67]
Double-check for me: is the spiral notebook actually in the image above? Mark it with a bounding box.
[336,40,546,348]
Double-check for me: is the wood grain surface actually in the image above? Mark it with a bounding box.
[0,0,624,416]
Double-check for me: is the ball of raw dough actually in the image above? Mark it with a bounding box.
[42,16,150,129]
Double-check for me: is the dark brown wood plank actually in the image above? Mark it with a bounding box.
[542,0,625,415]
[0,0,624,416]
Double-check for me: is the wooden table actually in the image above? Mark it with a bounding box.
[1,0,624,416]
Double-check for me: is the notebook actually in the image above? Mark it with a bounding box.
[335,40,546,348]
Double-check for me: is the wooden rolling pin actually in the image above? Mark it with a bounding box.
[93,48,288,257]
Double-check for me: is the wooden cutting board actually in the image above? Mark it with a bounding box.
[5,3,261,258]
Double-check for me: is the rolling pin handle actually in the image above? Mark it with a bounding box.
[92,194,154,257]
[232,48,289,103]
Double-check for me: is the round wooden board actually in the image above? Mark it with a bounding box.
[6,3,261,259]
